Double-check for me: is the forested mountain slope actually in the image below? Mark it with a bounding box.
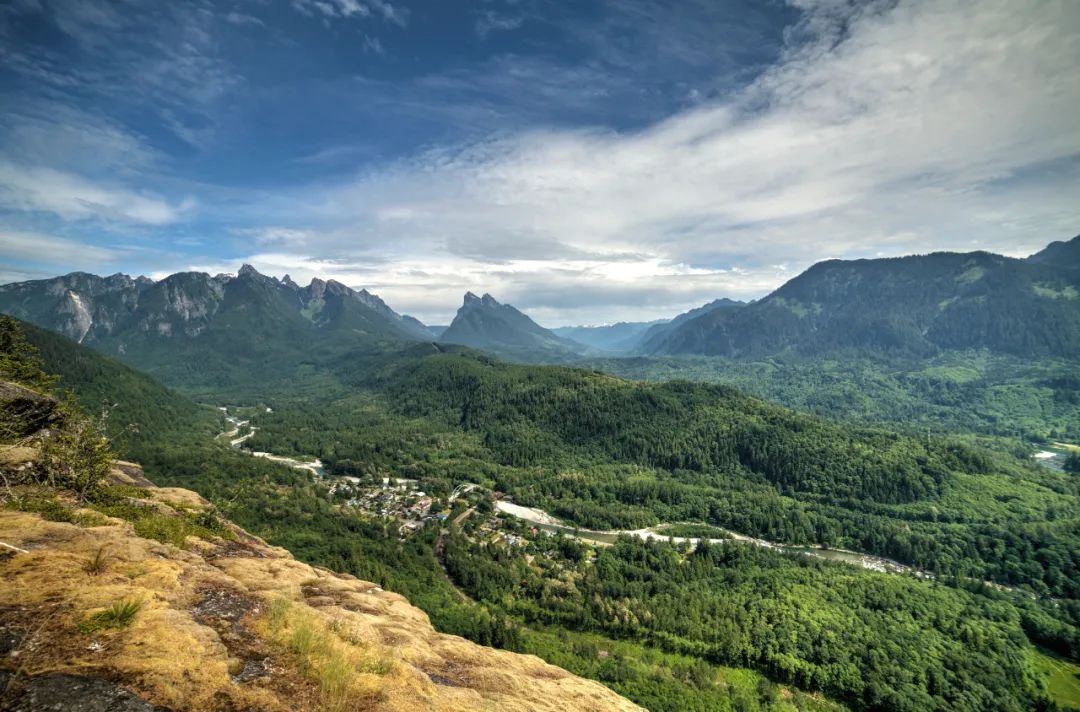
[0,266,433,395]
[223,346,1077,604]
[634,297,746,353]
[2,317,219,459]
[580,351,1080,442]
[648,237,1080,358]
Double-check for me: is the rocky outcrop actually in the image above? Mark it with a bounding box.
[0,484,641,712]
[6,673,166,712]
[0,381,59,438]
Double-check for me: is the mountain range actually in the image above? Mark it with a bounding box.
[0,265,436,393]
[1,235,1077,374]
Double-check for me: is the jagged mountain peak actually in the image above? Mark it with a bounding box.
[441,292,585,360]
[460,292,506,309]
[0,268,435,361]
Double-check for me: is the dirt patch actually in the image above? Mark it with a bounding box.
[231,656,272,683]
[206,538,267,560]
[0,622,24,654]
[191,586,256,625]
[189,585,276,686]
[420,659,474,689]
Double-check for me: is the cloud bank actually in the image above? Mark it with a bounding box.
[218,0,1080,323]
[2,0,1079,325]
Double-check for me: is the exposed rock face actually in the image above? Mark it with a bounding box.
[0,485,641,712]
[6,673,166,712]
[0,266,434,349]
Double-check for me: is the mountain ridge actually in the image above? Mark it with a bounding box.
[647,241,1080,358]
[0,266,436,394]
[0,265,434,346]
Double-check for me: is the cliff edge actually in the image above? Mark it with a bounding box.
[0,475,641,712]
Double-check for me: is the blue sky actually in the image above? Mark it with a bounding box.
[1,0,1079,325]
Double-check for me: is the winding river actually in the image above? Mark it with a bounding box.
[217,407,326,478]
[496,500,919,575]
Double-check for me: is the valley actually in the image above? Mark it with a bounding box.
[2,238,1079,712]
[219,406,326,477]
[4,3,1080,709]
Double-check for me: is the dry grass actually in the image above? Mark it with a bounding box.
[0,486,644,712]
[262,595,391,712]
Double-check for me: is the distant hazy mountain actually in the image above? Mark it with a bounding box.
[634,298,746,354]
[0,265,434,392]
[647,237,1080,358]
[551,320,667,353]
[440,292,586,360]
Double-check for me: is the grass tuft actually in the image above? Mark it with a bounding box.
[5,491,108,527]
[85,485,234,548]
[78,597,144,634]
[83,545,110,576]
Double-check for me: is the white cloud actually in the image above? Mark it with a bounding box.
[0,229,123,266]
[292,0,408,26]
[475,11,524,37]
[225,11,265,27]
[228,0,1079,324]
[0,162,191,225]
[231,227,313,246]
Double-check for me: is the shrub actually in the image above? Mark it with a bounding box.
[5,491,107,527]
[38,397,114,501]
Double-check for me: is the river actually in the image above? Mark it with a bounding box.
[496,500,918,575]
[217,407,326,478]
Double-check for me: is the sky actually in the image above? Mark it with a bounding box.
[1,0,1079,326]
